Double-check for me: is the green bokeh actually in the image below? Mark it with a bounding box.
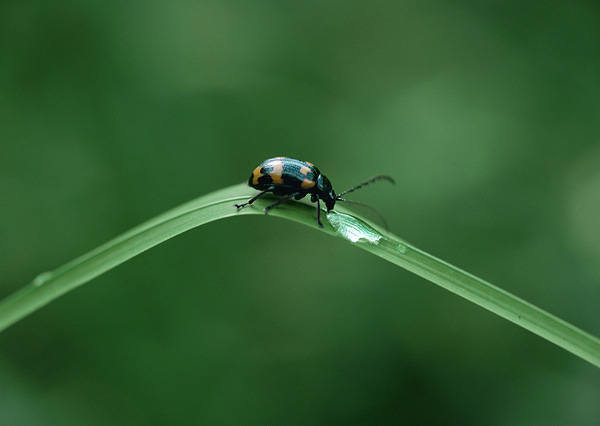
[1,1,599,424]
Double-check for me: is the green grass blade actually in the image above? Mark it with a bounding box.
[1,183,599,367]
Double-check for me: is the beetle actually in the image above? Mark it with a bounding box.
[234,157,394,227]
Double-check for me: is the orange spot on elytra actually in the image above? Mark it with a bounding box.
[301,179,315,189]
[299,166,311,176]
[252,166,263,185]
[268,160,284,184]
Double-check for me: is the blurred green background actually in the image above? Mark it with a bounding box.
[2,0,600,424]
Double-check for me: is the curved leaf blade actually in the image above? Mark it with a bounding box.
[0,183,598,368]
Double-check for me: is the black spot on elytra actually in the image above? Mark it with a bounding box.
[258,174,273,185]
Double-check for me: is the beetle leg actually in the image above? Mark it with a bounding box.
[235,191,268,209]
[316,198,323,228]
[264,194,293,215]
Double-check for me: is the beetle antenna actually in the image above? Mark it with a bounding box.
[337,175,395,197]
[336,198,389,230]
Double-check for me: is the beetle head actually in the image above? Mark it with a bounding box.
[316,174,336,211]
